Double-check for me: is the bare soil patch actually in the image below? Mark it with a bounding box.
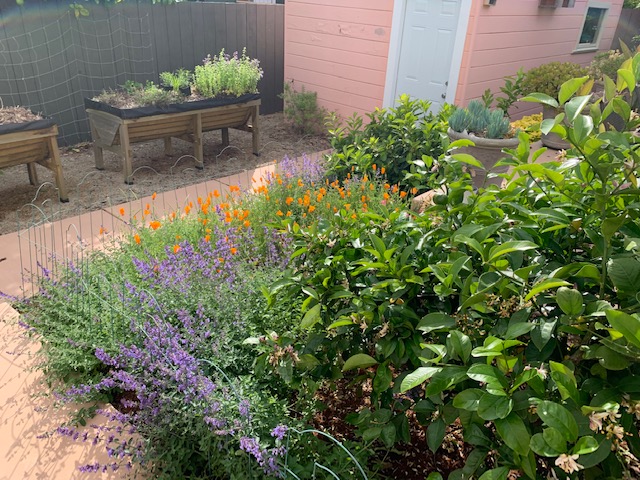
[0,112,330,235]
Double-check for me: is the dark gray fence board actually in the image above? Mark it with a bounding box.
[0,1,283,144]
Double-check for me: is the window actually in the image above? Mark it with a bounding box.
[577,4,608,51]
[539,0,575,7]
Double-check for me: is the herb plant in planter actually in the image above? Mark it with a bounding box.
[159,68,192,96]
[521,61,589,149]
[447,100,519,187]
[85,49,262,183]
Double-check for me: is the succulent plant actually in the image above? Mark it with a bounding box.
[521,61,589,98]
[486,109,510,139]
[448,100,511,139]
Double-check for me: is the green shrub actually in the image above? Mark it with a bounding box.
[521,61,589,98]
[449,99,511,139]
[159,68,192,92]
[326,94,451,191]
[280,82,328,135]
[267,54,640,479]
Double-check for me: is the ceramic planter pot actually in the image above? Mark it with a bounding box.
[448,128,519,188]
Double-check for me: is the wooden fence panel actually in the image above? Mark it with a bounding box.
[0,1,284,144]
[611,8,640,50]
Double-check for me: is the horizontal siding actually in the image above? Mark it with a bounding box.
[284,0,393,121]
[456,0,624,109]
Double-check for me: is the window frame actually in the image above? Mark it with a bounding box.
[574,2,609,53]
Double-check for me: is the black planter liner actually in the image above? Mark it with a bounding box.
[0,118,55,135]
[84,93,261,120]
[160,84,192,96]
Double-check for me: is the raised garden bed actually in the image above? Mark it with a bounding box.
[0,117,68,202]
[85,94,261,184]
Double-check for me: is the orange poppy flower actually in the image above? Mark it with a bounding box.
[134,234,141,244]
[230,185,240,193]
[230,247,238,255]
[276,210,284,217]
[119,208,125,216]
[204,235,211,243]
[286,197,294,205]
[243,220,251,227]
[149,221,161,230]
[152,192,157,201]
[173,245,181,254]
[383,192,390,200]
[308,205,316,213]
[372,163,377,171]
[381,167,386,175]
[400,191,407,198]
[213,190,220,198]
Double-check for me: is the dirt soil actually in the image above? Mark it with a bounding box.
[0,112,330,235]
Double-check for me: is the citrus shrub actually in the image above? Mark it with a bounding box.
[263,54,640,478]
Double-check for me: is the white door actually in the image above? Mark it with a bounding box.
[392,0,462,111]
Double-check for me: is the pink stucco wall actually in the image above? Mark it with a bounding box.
[284,0,624,120]
[457,0,625,118]
[284,0,393,121]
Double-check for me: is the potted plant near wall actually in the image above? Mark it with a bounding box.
[521,61,589,149]
[447,100,519,188]
[85,48,263,183]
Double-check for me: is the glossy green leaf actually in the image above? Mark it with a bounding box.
[571,114,593,144]
[524,279,571,301]
[487,241,537,263]
[400,367,441,392]
[556,287,584,316]
[477,393,512,420]
[467,364,509,390]
[427,417,446,453]
[494,412,530,456]
[447,330,472,363]
[558,76,589,106]
[618,68,636,94]
[521,93,559,109]
[605,309,640,349]
[424,366,468,396]
[300,303,321,329]
[452,388,484,411]
[608,257,640,294]
[549,361,580,403]
[564,94,592,121]
[536,400,579,442]
[478,467,509,480]
[573,436,599,455]
[530,432,564,457]
[451,153,484,169]
[342,353,378,372]
[417,313,456,333]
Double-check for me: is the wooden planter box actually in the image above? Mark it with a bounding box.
[85,94,261,184]
[0,119,68,202]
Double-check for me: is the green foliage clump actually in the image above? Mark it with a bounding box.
[94,80,181,107]
[449,99,510,139]
[193,48,263,98]
[521,61,589,98]
[159,68,192,92]
[326,94,450,191]
[589,50,626,82]
[279,82,328,135]
[510,113,542,142]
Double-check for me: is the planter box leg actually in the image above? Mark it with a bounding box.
[251,105,260,156]
[194,112,204,170]
[221,128,229,148]
[120,124,134,185]
[89,119,105,170]
[26,162,38,186]
[47,135,69,202]
[163,137,173,156]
